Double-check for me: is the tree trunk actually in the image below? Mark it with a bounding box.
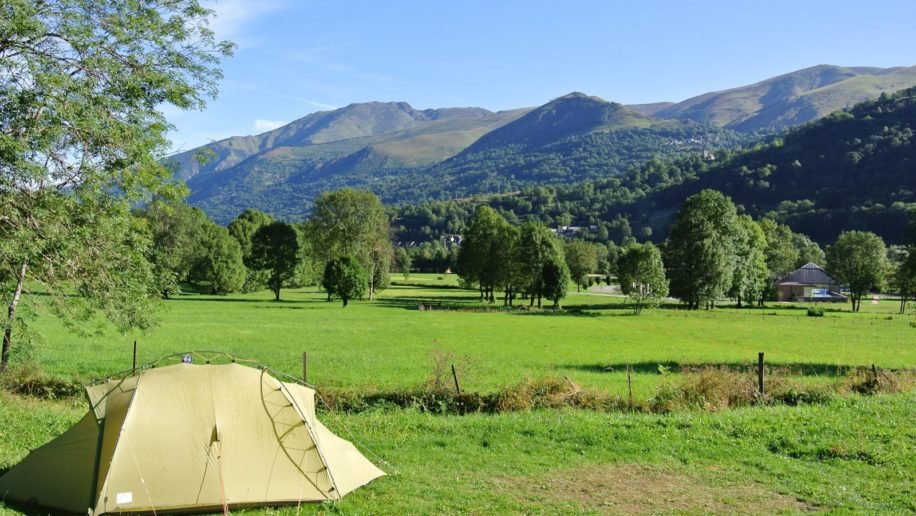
[1,262,27,371]
[274,288,280,301]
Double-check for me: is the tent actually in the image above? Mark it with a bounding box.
[0,358,385,514]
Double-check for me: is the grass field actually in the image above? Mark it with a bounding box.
[1,391,913,513]
[18,274,916,398]
[1,275,915,513]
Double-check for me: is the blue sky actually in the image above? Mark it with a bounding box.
[166,0,916,152]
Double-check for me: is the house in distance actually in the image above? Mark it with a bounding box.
[776,262,847,302]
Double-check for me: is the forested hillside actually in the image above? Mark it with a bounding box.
[395,87,916,245]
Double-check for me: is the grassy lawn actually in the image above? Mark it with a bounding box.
[18,274,915,399]
[1,391,913,513]
[1,275,914,513]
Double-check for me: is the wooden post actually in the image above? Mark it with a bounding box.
[132,340,137,374]
[757,352,765,395]
[302,352,308,384]
[451,364,461,395]
[626,365,633,408]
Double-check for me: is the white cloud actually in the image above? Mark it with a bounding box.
[254,119,287,132]
[205,0,283,46]
[300,99,337,111]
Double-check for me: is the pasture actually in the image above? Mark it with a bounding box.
[1,274,914,513]
[19,274,916,397]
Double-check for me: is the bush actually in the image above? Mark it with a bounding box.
[807,306,825,317]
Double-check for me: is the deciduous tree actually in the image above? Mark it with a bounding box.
[250,222,300,301]
[564,240,598,292]
[228,209,275,292]
[826,231,887,312]
[323,256,368,307]
[308,189,391,300]
[0,0,232,369]
[617,243,669,315]
[664,190,740,309]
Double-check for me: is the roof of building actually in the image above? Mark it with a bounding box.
[777,262,838,286]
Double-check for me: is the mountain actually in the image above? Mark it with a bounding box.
[170,104,529,222]
[464,92,656,150]
[647,65,916,132]
[418,93,747,196]
[168,64,916,223]
[169,102,508,182]
[399,85,916,245]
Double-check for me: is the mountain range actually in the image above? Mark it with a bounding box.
[167,64,916,223]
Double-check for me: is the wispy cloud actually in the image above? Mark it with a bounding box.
[205,0,284,47]
[254,119,288,132]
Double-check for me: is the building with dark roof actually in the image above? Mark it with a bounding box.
[776,262,847,302]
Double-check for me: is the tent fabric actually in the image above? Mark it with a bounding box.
[0,363,384,514]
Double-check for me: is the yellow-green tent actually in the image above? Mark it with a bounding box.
[0,362,384,514]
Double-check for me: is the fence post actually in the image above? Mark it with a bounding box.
[302,352,308,384]
[627,365,633,409]
[451,364,461,395]
[757,352,765,395]
[132,340,137,374]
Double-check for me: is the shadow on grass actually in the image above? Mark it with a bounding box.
[390,282,466,290]
[561,361,877,377]
[169,295,321,305]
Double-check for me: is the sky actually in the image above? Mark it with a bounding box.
[166,0,916,153]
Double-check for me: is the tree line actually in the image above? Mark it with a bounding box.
[138,189,392,307]
[455,189,916,314]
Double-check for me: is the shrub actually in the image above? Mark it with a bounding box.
[807,306,825,317]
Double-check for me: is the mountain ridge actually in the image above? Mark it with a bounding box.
[167,64,916,223]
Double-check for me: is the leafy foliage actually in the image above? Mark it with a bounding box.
[307,189,392,300]
[250,222,300,301]
[0,0,231,368]
[322,255,368,307]
[617,243,669,314]
[826,231,888,311]
[665,190,741,309]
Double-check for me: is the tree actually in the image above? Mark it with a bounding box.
[826,231,888,312]
[891,250,916,314]
[250,222,300,301]
[516,223,565,308]
[792,233,826,268]
[139,201,209,299]
[664,190,740,309]
[228,209,275,292]
[394,247,412,279]
[758,218,799,278]
[456,206,513,302]
[617,243,669,315]
[308,189,391,300]
[195,225,245,295]
[564,240,598,292]
[323,256,368,307]
[541,258,570,308]
[729,216,769,307]
[1,0,232,370]
[890,214,916,314]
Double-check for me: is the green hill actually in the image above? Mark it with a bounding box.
[398,86,916,245]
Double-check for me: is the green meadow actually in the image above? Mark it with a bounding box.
[1,275,915,513]
[21,274,916,397]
